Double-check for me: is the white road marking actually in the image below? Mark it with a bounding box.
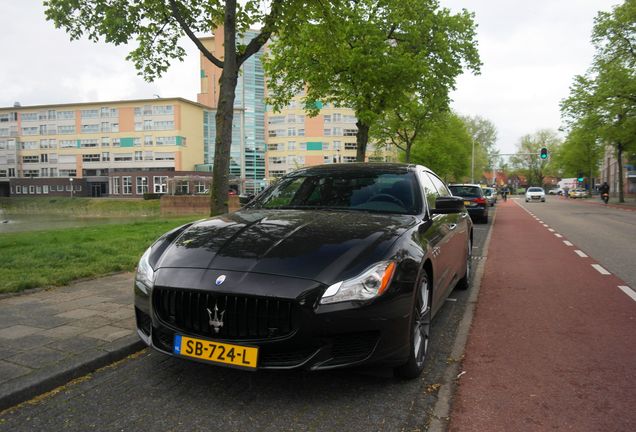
[592,264,611,275]
[548,228,555,232]
[618,286,636,302]
[574,250,588,258]
[563,241,573,246]
[554,233,563,238]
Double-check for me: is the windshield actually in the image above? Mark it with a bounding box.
[527,187,544,192]
[449,185,482,198]
[251,171,422,214]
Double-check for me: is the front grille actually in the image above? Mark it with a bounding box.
[153,287,298,340]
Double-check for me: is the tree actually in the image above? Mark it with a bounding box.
[510,129,561,187]
[44,0,301,215]
[561,0,636,202]
[263,0,480,162]
[372,95,448,163]
[409,112,472,181]
[553,118,603,181]
[461,115,499,182]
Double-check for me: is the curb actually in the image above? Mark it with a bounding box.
[427,207,498,432]
[0,336,146,412]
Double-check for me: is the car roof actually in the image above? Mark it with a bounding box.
[449,183,481,188]
[289,162,419,176]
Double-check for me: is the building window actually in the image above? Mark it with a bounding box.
[60,140,76,148]
[194,181,206,194]
[136,176,148,194]
[21,112,38,121]
[58,125,76,134]
[102,137,110,147]
[122,176,132,194]
[43,185,49,194]
[344,128,357,136]
[56,111,75,120]
[22,127,39,135]
[176,180,189,195]
[112,177,121,194]
[81,109,99,119]
[287,141,296,150]
[82,154,100,162]
[80,139,99,148]
[135,151,143,161]
[144,120,153,131]
[101,122,111,132]
[153,176,168,194]
[102,152,110,161]
[29,186,36,194]
[81,124,99,133]
[144,135,153,146]
[114,153,133,162]
[152,105,174,115]
[345,142,357,150]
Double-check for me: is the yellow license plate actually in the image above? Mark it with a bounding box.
[173,335,258,369]
[464,200,472,206]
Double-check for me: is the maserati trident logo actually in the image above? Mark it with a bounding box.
[215,275,226,286]
[206,304,225,334]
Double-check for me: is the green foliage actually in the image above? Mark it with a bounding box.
[560,0,636,200]
[510,129,562,187]
[263,0,481,160]
[461,115,498,171]
[0,217,196,293]
[409,112,472,181]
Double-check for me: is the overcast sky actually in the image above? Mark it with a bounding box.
[1,1,620,154]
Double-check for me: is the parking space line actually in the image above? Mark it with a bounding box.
[563,241,573,246]
[548,228,555,232]
[554,233,563,238]
[592,264,611,275]
[574,250,588,258]
[618,286,636,302]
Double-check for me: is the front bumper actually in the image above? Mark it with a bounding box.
[134,268,413,371]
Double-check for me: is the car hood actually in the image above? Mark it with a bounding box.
[155,209,416,284]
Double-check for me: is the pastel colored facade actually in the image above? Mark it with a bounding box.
[0,98,206,197]
[265,96,394,179]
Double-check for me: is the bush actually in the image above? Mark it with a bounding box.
[143,193,161,200]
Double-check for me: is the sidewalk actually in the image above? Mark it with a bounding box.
[448,199,636,431]
[0,273,144,411]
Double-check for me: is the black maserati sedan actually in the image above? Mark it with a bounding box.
[134,163,472,378]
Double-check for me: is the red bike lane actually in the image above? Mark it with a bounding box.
[449,199,636,431]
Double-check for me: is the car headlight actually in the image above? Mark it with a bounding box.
[320,261,396,305]
[135,246,155,289]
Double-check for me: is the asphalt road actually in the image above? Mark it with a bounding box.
[0,214,494,432]
[518,195,636,289]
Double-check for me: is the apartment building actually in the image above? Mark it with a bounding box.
[197,31,266,195]
[0,98,206,197]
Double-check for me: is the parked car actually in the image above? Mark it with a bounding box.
[134,163,473,379]
[547,188,563,195]
[525,187,546,202]
[569,188,588,198]
[482,187,497,206]
[448,184,488,223]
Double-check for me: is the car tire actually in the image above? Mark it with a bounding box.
[395,270,431,379]
[456,237,472,290]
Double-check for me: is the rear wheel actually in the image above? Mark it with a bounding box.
[395,271,431,379]
[456,238,472,290]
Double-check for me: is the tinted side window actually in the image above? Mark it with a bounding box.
[427,172,451,197]
[418,170,438,211]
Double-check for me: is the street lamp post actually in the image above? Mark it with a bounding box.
[471,140,475,184]
[69,177,74,198]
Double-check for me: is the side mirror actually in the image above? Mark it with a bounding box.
[430,196,465,214]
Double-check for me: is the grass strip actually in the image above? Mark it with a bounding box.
[0,216,199,294]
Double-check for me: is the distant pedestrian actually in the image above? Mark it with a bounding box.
[599,182,610,204]
[563,187,569,199]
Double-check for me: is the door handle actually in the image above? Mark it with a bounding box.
[448,223,457,230]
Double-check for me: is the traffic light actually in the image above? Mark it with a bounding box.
[540,147,548,160]
[577,173,584,182]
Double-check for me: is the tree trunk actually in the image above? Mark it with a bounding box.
[210,1,239,216]
[404,141,412,163]
[355,120,370,162]
[617,142,624,203]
